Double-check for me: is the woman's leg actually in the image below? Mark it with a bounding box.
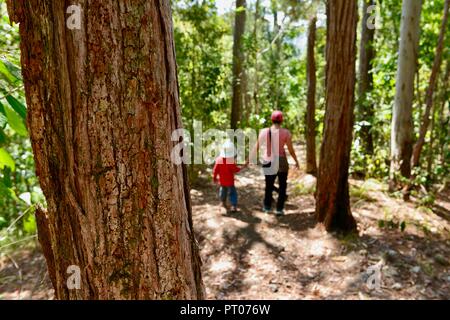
[264,174,277,210]
[276,172,288,212]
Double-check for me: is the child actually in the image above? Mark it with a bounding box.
[213,140,245,212]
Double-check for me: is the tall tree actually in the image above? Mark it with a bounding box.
[438,63,450,175]
[231,0,247,129]
[252,0,261,114]
[306,16,318,176]
[7,0,204,299]
[390,0,422,192]
[411,0,449,168]
[271,0,282,111]
[358,0,376,156]
[315,0,358,233]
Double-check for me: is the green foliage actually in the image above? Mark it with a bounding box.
[0,0,44,243]
[0,0,447,246]
[378,218,407,232]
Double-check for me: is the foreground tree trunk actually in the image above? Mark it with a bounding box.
[390,0,422,192]
[411,0,449,168]
[305,17,317,176]
[231,0,247,129]
[315,0,358,233]
[358,0,376,156]
[7,0,204,299]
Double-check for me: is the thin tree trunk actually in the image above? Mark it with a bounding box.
[411,0,449,168]
[7,0,204,299]
[358,0,376,156]
[253,0,260,114]
[427,63,450,180]
[426,102,436,179]
[389,0,422,193]
[271,1,281,111]
[242,69,251,126]
[231,0,247,129]
[316,0,358,233]
[306,17,317,176]
[438,63,450,176]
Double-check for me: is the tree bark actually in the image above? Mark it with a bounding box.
[306,17,317,176]
[7,0,204,299]
[358,0,376,156]
[390,0,422,192]
[438,63,450,172]
[411,0,449,168]
[315,0,358,233]
[231,0,247,129]
[253,0,261,114]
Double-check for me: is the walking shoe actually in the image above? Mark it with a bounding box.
[231,206,238,213]
[275,210,284,216]
[263,207,272,214]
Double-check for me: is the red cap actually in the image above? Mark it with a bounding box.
[271,110,283,123]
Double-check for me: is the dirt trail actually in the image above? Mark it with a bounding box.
[191,162,450,299]
[1,154,449,299]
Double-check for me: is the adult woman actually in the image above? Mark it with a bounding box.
[249,111,300,216]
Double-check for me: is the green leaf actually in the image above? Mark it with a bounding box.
[0,180,19,202]
[0,147,15,171]
[6,95,27,120]
[0,59,17,85]
[0,127,6,145]
[1,59,22,82]
[0,110,7,129]
[2,166,12,187]
[0,101,27,136]
[23,213,37,235]
[0,58,22,85]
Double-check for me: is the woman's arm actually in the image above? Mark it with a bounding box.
[287,136,300,169]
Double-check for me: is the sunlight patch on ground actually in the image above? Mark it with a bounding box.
[209,255,235,274]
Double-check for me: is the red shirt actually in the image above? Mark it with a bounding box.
[213,157,241,187]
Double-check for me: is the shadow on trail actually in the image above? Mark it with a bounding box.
[193,175,320,297]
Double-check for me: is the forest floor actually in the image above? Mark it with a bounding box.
[1,147,449,300]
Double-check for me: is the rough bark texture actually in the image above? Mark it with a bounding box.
[231,0,246,129]
[7,0,204,299]
[390,0,422,191]
[411,0,449,168]
[315,0,357,233]
[306,17,317,176]
[358,0,376,156]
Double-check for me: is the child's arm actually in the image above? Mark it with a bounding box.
[233,163,243,174]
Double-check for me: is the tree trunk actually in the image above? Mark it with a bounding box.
[253,0,261,114]
[270,1,282,111]
[439,63,450,172]
[389,0,422,192]
[315,0,358,233]
[426,102,436,180]
[358,0,376,156]
[411,0,449,168]
[7,0,204,299]
[306,17,317,176]
[231,0,247,129]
